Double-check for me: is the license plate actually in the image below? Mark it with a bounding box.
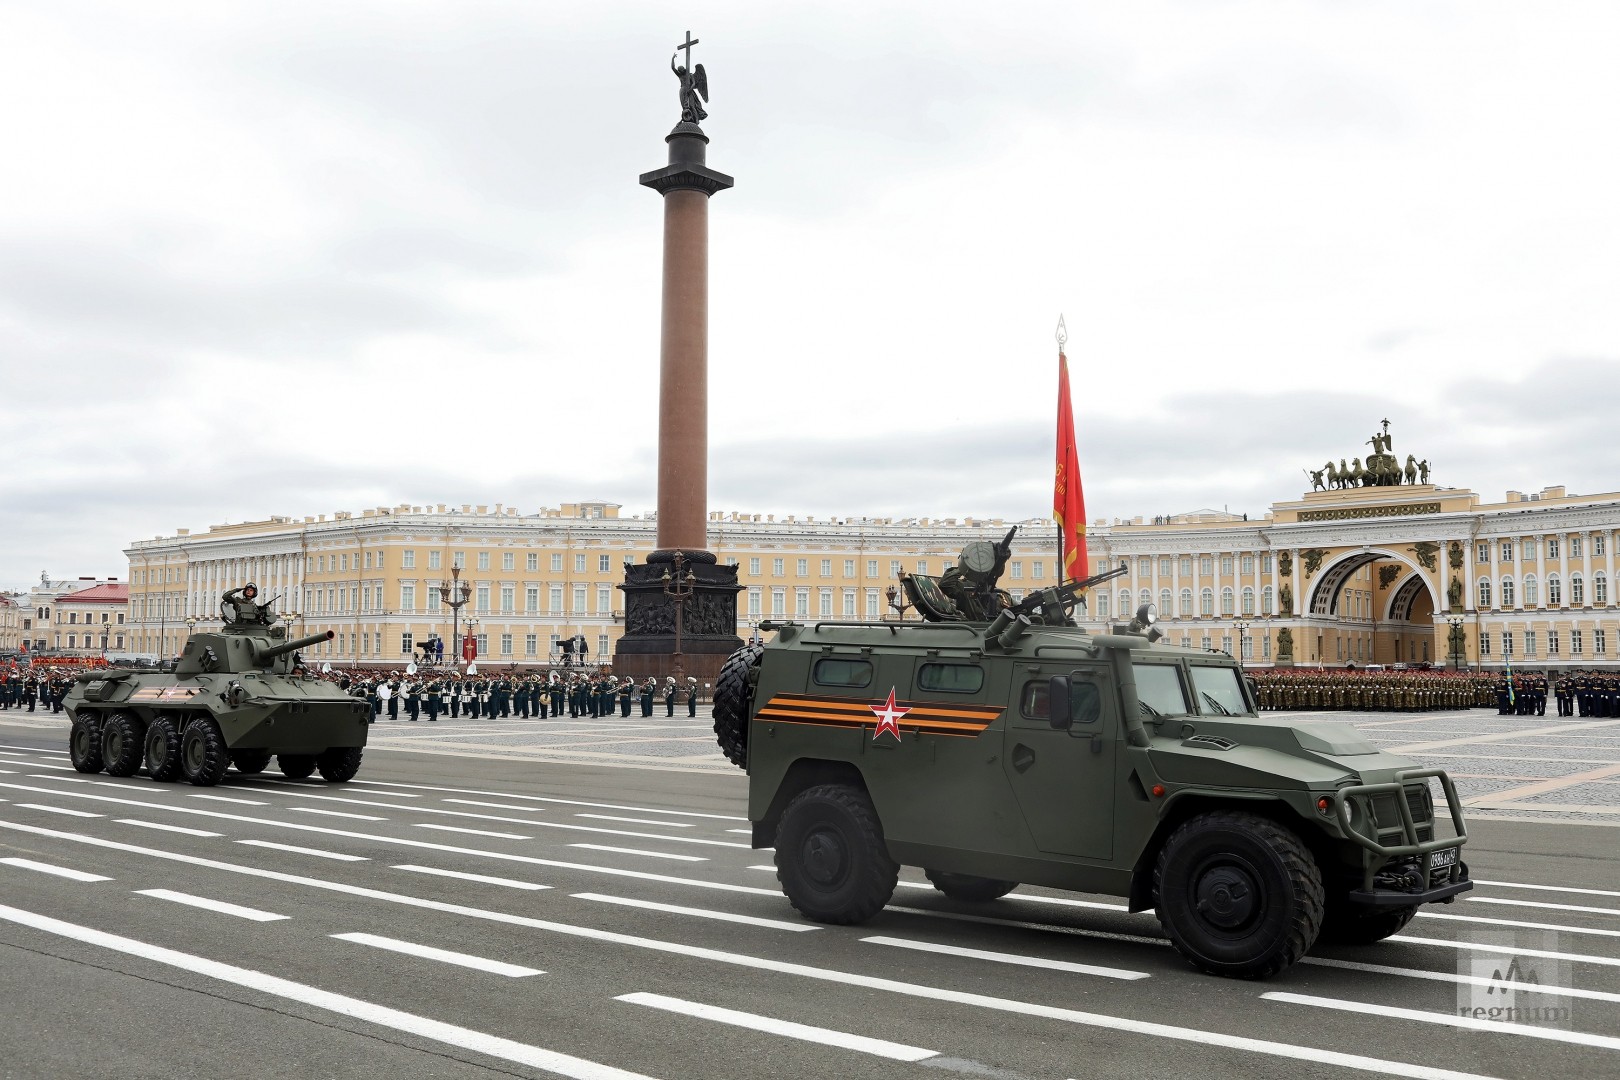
[1430,846,1459,869]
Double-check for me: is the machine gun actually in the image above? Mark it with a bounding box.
[983,564,1132,647]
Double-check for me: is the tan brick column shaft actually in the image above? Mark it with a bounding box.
[656,188,710,552]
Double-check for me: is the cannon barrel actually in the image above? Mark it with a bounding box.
[257,629,335,664]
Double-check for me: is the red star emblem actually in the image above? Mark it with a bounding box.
[870,687,909,742]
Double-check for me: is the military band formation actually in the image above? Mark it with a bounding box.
[312,670,703,722]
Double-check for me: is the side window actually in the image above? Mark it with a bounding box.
[917,663,984,694]
[813,658,872,688]
[1020,675,1103,724]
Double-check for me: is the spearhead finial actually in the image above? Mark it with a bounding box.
[1055,314,1068,351]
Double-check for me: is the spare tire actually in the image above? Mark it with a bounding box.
[712,641,764,769]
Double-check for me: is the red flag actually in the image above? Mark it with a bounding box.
[1054,348,1088,583]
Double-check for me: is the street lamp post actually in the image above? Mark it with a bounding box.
[884,583,913,622]
[1234,618,1251,666]
[437,566,473,673]
[1447,615,1465,669]
[661,551,696,683]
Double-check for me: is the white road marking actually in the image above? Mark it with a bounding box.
[1477,878,1620,900]
[572,893,816,931]
[1417,909,1620,939]
[1007,892,1128,912]
[0,857,110,882]
[0,819,1505,1080]
[0,745,66,754]
[16,803,100,818]
[289,807,386,822]
[569,844,706,862]
[332,932,544,977]
[726,828,750,834]
[863,936,1149,981]
[117,819,222,838]
[748,864,777,872]
[30,763,75,772]
[575,814,695,828]
[187,793,268,806]
[136,888,288,922]
[0,904,656,1080]
[394,865,551,890]
[444,799,544,812]
[1469,896,1620,917]
[0,769,15,774]
[344,778,747,820]
[31,775,170,793]
[414,823,529,840]
[1391,935,1620,970]
[1305,956,1620,1005]
[236,839,368,862]
[1264,991,1620,1051]
[617,991,937,1062]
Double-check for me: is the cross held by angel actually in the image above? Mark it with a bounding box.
[672,31,709,124]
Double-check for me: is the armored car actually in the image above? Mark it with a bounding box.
[713,532,1470,978]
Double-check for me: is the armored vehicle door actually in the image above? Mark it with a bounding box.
[1001,663,1117,861]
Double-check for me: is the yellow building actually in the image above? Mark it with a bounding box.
[124,444,1620,670]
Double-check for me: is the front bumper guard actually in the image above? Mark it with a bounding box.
[1330,767,1471,900]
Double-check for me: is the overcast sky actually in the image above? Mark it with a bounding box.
[3,1,1617,588]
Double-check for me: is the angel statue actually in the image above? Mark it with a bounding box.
[672,46,709,124]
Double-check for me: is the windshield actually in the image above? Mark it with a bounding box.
[1190,665,1252,716]
[1133,663,1189,719]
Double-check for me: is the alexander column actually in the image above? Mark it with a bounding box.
[614,31,742,685]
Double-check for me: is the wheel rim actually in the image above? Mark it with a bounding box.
[183,732,205,773]
[147,729,167,767]
[800,825,851,890]
[106,728,125,760]
[1189,855,1264,935]
[72,726,92,758]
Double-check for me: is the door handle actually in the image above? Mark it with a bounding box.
[1011,743,1035,773]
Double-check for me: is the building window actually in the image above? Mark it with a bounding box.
[1571,536,1584,558]
[1478,579,1492,608]
[525,634,538,656]
[1548,538,1560,559]
[526,587,539,612]
[773,558,785,577]
[402,550,416,569]
[1261,554,1273,574]
[1241,555,1254,575]
[1094,592,1110,620]
[772,590,785,617]
[866,591,879,620]
[1572,574,1585,605]
[528,553,539,571]
[916,560,929,574]
[748,588,761,616]
[1220,556,1233,576]
[1221,634,1233,656]
[1572,630,1584,655]
[1033,561,1045,579]
[1179,557,1192,576]
[597,587,611,613]
[866,560,878,578]
[598,634,609,658]
[401,585,416,612]
[1179,589,1193,617]
[1524,575,1539,606]
[1239,587,1254,615]
[1477,543,1489,564]
[1118,590,1132,616]
[843,591,856,617]
[1159,588,1172,614]
[843,560,855,577]
[428,551,442,571]
[475,634,487,656]
[796,559,808,577]
[574,554,586,574]
[1548,576,1562,606]
[1217,588,1232,616]
[1524,631,1536,658]
[502,552,515,571]
[1010,562,1023,579]
[1502,632,1514,657]
[549,586,562,612]
[551,554,563,572]
[1501,578,1516,607]
[1200,589,1214,617]
[501,586,514,613]
[1596,573,1609,604]
[1199,556,1213,576]
[1201,634,1212,651]
[597,555,610,573]
[1595,535,1607,557]
[795,590,808,617]
[1548,631,1560,655]
[1596,629,1607,654]
[1479,632,1491,656]
[1139,558,1152,575]
[1501,541,1513,562]
[820,559,832,578]
[1262,634,1271,659]
[1261,585,1273,614]
[889,560,902,578]
[819,590,832,617]
[748,558,760,576]
[573,587,586,613]
[477,552,490,571]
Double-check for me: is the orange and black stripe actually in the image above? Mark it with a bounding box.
[755,693,1003,738]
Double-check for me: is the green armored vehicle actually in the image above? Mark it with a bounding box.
[65,585,370,787]
[713,531,1470,979]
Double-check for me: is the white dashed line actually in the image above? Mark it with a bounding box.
[116,819,222,838]
[187,793,268,806]
[332,932,544,978]
[16,803,100,818]
[0,857,110,882]
[575,814,695,828]
[569,844,707,862]
[236,839,368,862]
[414,823,530,840]
[393,865,551,890]
[289,807,386,821]
[573,893,816,932]
[617,992,937,1061]
[862,936,1149,981]
[1264,991,1620,1051]
[136,888,288,922]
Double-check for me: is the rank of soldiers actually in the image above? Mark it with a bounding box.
[310,670,705,722]
[1251,669,1498,713]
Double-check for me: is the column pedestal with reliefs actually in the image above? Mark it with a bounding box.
[613,121,740,683]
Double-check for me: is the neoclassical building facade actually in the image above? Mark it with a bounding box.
[122,471,1620,670]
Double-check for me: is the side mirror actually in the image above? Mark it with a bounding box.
[1047,675,1072,730]
[1243,676,1259,712]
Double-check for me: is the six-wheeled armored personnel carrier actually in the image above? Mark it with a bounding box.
[64,585,370,787]
[713,530,1470,978]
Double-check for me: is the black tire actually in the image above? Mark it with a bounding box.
[712,641,764,768]
[180,717,230,787]
[229,749,273,775]
[775,783,898,924]
[316,746,363,783]
[69,714,105,774]
[1317,898,1419,946]
[277,754,317,780]
[144,718,183,782]
[924,869,1018,902]
[100,712,146,777]
[1154,810,1324,979]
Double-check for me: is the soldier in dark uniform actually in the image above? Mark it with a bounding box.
[664,677,677,716]
[549,677,563,718]
[386,674,401,721]
[619,677,633,717]
[1554,676,1572,717]
[640,677,656,717]
[405,678,421,721]
[686,676,700,717]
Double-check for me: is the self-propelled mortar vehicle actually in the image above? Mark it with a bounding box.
[64,585,370,786]
[712,531,1470,978]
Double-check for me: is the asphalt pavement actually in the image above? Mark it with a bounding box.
[0,710,1616,1080]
